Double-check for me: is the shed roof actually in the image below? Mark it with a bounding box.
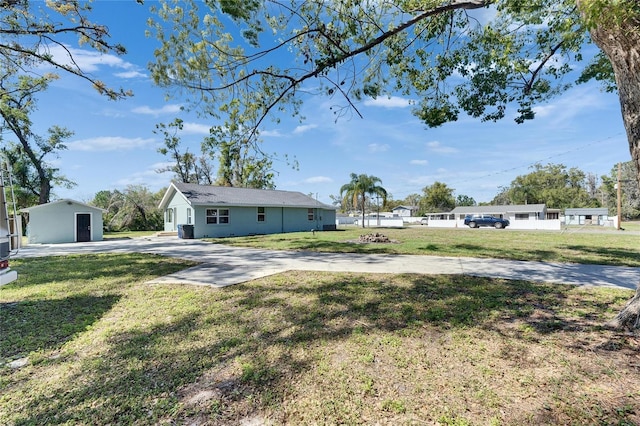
[159,182,337,210]
[450,204,546,215]
[21,199,107,213]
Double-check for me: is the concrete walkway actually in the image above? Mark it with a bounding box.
[14,236,640,290]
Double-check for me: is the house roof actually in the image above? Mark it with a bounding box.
[392,205,417,211]
[21,199,107,213]
[450,204,546,215]
[564,208,609,215]
[159,182,337,210]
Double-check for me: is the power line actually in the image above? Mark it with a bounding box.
[390,132,626,199]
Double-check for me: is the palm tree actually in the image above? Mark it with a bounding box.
[340,173,387,228]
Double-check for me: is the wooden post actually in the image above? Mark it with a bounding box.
[617,162,622,230]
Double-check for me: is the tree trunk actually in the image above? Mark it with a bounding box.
[587,10,640,193]
[609,287,640,330]
[585,7,640,329]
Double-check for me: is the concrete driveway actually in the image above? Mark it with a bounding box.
[14,236,640,290]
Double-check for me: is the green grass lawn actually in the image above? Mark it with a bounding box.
[103,230,158,239]
[208,226,640,266]
[1,254,638,425]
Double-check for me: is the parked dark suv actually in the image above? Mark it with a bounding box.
[464,214,510,229]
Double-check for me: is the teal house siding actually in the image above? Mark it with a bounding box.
[163,190,191,232]
[159,182,337,239]
[21,199,105,244]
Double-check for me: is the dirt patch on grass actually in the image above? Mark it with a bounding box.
[345,232,400,244]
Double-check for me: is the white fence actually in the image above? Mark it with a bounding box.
[426,219,562,230]
[338,215,564,230]
[352,218,405,228]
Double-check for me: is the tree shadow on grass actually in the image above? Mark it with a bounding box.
[7,272,635,425]
[560,244,640,266]
[288,240,396,254]
[0,294,120,361]
[450,244,557,262]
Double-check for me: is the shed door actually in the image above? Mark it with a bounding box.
[76,213,91,242]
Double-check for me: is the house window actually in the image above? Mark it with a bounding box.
[308,208,314,221]
[206,209,217,224]
[166,209,173,223]
[515,214,529,220]
[547,212,559,220]
[206,208,230,224]
[219,209,229,223]
[186,208,192,224]
[257,207,266,222]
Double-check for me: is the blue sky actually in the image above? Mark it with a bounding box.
[26,1,631,206]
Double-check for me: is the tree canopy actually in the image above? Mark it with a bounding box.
[0,76,75,204]
[420,181,456,213]
[601,161,640,219]
[91,185,164,232]
[340,173,387,227]
[493,163,599,208]
[0,1,139,207]
[0,0,135,100]
[148,1,640,202]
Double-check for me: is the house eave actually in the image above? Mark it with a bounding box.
[190,201,337,210]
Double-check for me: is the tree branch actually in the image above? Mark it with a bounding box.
[523,40,565,94]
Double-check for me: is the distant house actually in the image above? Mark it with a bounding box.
[425,204,561,230]
[451,204,547,221]
[392,205,418,217]
[159,182,338,238]
[21,199,106,244]
[564,208,610,226]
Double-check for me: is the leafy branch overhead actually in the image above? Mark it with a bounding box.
[148,0,604,133]
[0,0,134,100]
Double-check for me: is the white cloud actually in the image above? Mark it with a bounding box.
[532,104,555,118]
[67,136,154,151]
[115,163,173,190]
[364,96,412,108]
[410,159,428,165]
[368,143,390,153]
[304,176,333,184]
[115,70,147,79]
[182,122,211,135]
[46,44,139,75]
[132,104,183,117]
[261,129,283,137]
[293,124,318,134]
[426,141,459,154]
[531,85,608,125]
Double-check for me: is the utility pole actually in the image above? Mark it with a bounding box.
[616,162,622,230]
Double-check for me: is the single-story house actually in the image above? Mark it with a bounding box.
[451,204,547,221]
[392,205,418,217]
[564,208,610,226]
[159,182,338,238]
[21,199,106,244]
[425,204,561,230]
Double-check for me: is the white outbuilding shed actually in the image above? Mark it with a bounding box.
[21,199,106,244]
